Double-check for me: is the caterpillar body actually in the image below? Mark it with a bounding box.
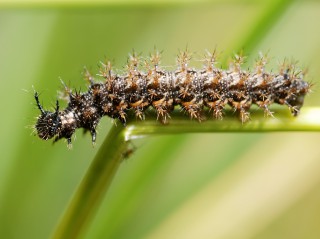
[34,50,310,147]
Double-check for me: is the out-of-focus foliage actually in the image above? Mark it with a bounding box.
[1,0,320,238]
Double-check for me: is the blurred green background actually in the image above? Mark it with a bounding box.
[1,0,320,238]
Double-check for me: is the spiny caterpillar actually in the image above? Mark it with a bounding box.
[34,49,310,147]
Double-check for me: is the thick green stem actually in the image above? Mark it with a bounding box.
[51,125,126,239]
[51,106,320,239]
[125,107,320,138]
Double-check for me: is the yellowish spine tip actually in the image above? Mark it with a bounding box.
[150,48,161,71]
[203,48,219,72]
[230,50,246,72]
[177,48,192,72]
[255,51,269,74]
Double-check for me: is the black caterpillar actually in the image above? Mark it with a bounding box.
[34,50,310,147]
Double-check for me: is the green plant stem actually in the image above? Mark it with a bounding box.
[51,125,127,239]
[51,106,320,239]
[125,107,320,138]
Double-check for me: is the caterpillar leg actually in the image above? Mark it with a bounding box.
[263,105,274,118]
[117,112,127,126]
[206,99,227,120]
[155,106,171,124]
[231,99,251,123]
[257,101,274,118]
[153,98,173,124]
[181,100,203,122]
[90,128,97,145]
[286,103,300,116]
[239,108,250,123]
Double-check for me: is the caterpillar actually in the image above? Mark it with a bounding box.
[34,49,310,147]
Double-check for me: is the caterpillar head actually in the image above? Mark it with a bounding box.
[34,92,61,140]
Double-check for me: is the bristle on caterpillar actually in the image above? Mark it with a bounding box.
[34,50,310,147]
